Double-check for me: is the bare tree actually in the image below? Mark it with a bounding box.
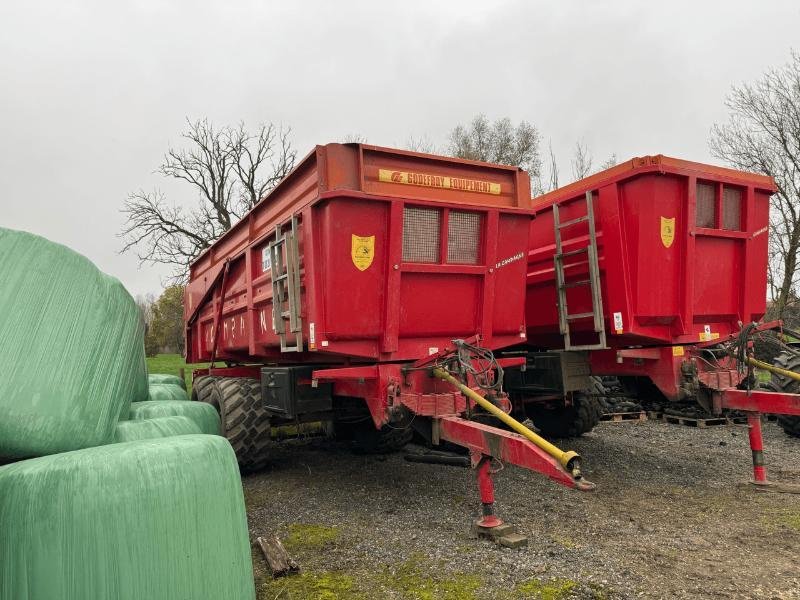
[533,141,560,196]
[122,119,296,281]
[571,141,593,181]
[710,51,800,320]
[600,153,618,170]
[447,114,541,179]
[342,133,368,143]
[405,135,438,154]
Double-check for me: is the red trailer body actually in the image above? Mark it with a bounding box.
[185,143,532,365]
[184,144,600,527]
[526,154,775,351]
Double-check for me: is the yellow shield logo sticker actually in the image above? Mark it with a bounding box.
[351,234,375,271]
[660,216,675,248]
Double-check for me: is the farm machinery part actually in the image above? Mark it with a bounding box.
[678,321,800,489]
[314,338,595,536]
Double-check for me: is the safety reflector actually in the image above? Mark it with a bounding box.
[403,206,440,263]
[447,211,482,264]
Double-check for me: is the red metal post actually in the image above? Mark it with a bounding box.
[747,413,767,484]
[474,454,503,528]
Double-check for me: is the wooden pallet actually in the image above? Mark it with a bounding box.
[646,411,663,421]
[662,414,728,428]
[601,411,647,422]
[726,415,749,425]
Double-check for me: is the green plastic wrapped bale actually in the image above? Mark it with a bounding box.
[148,383,190,402]
[129,400,221,435]
[112,416,202,443]
[0,228,148,459]
[148,373,186,390]
[0,435,255,600]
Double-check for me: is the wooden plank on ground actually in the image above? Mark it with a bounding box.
[256,536,299,578]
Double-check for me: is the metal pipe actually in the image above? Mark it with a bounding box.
[432,367,581,475]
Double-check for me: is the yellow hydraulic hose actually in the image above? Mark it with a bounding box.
[432,367,581,476]
[747,356,800,383]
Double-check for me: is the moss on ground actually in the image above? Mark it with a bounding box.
[256,555,484,600]
[284,523,342,551]
[258,571,360,600]
[515,577,577,600]
[376,554,482,600]
[780,513,800,531]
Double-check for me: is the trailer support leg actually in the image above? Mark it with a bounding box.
[747,413,768,485]
[475,454,502,528]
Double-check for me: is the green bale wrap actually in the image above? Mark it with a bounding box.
[0,435,255,600]
[113,416,202,443]
[0,228,148,459]
[148,373,186,390]
[129,400,221,435]
[148,383,190,402]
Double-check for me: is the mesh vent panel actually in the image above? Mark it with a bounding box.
[402,206,440,263]
[447,211,482,264]
[722,186,742,231]
[696,182,716,228]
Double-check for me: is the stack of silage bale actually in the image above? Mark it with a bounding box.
[0,228,254,600]
[124,371,221,435]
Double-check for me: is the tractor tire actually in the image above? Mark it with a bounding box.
[191,375,220,408]
[351,423,414,454]
[212,378,271,473]
[761,351,800,439]
[526,393,603,438]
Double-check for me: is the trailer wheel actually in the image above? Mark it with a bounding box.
[526,393,602,438]
[191,375,220,408]
[761,350,800,438]
[212,378,271,472]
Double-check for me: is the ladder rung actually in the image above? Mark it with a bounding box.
[280,310,291,318]
[274,274,288,282]
[566,312,594,320]
[561,279,591,289]
[556,248,588,260]
[557,215,589,229]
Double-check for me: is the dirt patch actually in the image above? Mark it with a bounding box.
[244,420,800,599]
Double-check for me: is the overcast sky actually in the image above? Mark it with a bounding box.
[1,0,798,297]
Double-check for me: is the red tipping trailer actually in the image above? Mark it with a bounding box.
[185,143,594,535]
[186,143,532,365]
[527,154,773,351]
[508,155,800,488]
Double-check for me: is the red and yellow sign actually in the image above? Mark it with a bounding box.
[351,234,375,271]
[378,169,501,196]
[660,216,675,248]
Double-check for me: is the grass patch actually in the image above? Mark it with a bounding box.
[515,577,577,600]
[285,524,341,551]
[377,555,482,600]
[258,571,360,600]
[256,555,485,600]
[145,353,208,395]
[755,369,771,384]
[780,513,800,531]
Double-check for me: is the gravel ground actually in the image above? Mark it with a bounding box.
[244,419,800,599]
